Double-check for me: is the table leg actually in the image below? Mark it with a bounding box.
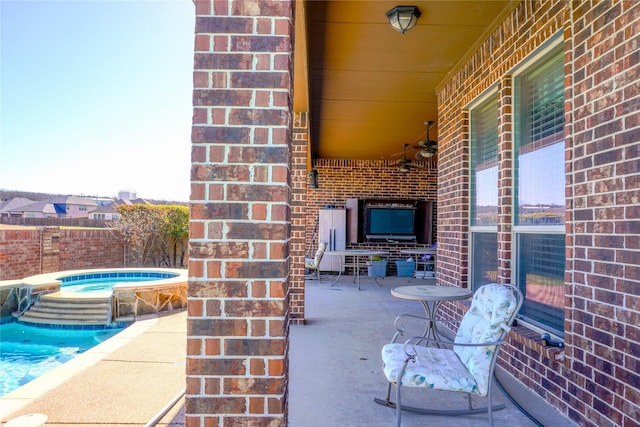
[371,272,384,287]
[408,255,421,282]
[419,300,443,346]
[329,256,343,286]
[409,258,426,282]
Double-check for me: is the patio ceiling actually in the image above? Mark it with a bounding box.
[294,0,516,164]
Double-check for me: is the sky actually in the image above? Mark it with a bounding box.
[1,0,195,202]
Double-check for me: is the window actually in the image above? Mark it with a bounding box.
[470,96,498,227]
[471,232,498,286]
[469,94,498,289]
[513,43,565,336]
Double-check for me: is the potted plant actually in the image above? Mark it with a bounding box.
[367,255,388,277]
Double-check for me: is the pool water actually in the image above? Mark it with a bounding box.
[59,272,177,293]
[0,322,124,396]
[61,276,163,292]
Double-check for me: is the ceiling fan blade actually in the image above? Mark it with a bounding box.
[412,139,436,149]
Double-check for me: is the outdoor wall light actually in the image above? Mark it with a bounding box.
[309,169,319,189]
[386,6,421,34]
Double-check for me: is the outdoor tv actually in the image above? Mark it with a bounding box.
[365,207,416,240]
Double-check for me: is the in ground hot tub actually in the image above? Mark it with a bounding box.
[15,268,187,323]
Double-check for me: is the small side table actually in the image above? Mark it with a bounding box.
[399,248,436,281]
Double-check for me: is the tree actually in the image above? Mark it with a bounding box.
[158,205,189,267]
[107,204,188,267]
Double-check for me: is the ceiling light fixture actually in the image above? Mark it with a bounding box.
[386,6,421,34]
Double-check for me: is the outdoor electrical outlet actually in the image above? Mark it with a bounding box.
[541,333,564,348]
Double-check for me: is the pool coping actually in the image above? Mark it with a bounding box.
[18,267,187,289]
[0,311,177,420]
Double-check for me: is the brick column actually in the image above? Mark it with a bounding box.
[186,1,293,426]
[290,111,309,324]
[40,226,60,274]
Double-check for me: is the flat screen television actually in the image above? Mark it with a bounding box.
[365,207,416,241]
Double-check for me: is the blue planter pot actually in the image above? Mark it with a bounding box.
[367,260,388,277]
[395,261,416,277]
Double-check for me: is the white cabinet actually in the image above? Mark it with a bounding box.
[318,208,346,272]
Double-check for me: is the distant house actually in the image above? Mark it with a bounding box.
[90,198,151,221]
[90,202,122,221]
[47,196,98,218]
[0,197,36,218]
[14,195,98,219]
[19,200,58,218]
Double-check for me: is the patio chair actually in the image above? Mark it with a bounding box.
[305,241,327,280]
[375,283,523,427]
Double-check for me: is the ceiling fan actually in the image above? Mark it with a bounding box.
[396,143,426,173]
[412,121,438,159]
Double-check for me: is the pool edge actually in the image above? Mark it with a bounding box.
[0,310,185,421]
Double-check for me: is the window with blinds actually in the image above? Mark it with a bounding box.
[469,94,498,291]
[519,52,565,150]
[471,232,498,288]
[513,41,566,336]
[470,96,498,226]
[516,233,565,336]
[514,45,565,226]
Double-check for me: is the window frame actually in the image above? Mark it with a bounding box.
[468,90,499,291]
[511,37,566,338]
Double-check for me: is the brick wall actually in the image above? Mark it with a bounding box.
[0,227,124,280]
[59,228,124,270]
[437,1,639,426]
[187,1,293,425]
[0,228,42,280]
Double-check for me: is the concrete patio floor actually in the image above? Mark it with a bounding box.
[1,274,576,426]
[288,274,576,427]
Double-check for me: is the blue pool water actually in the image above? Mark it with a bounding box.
[0,322,124,396]
[60,271,177,292]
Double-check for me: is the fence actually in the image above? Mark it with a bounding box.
[0,217,109,228]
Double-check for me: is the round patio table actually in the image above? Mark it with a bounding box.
[391,284,473,342]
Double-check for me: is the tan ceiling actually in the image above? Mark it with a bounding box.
[295,0,515,163]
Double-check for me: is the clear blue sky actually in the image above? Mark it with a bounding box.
[1,0,194,202]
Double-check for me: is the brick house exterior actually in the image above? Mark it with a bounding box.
[435,2,639,426]
[186,1,638,426]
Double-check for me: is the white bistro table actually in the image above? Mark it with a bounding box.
[399,248,436,281]
[391,285,473,341]
[324,249,389,290]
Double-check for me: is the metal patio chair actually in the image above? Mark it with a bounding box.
[375,283,523,427]
[305,241,327,280]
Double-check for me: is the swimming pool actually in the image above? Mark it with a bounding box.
[0,321,124,397]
